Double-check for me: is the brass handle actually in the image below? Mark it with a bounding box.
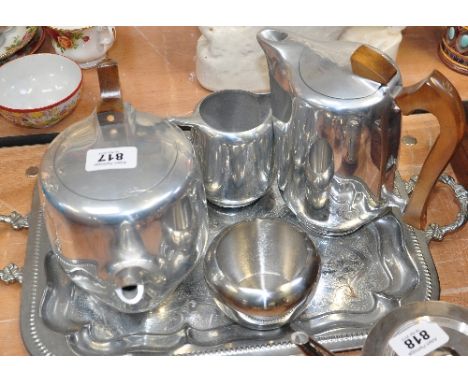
[395,70,466,229]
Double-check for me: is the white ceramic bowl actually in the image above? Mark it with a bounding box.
[0,53,82,128]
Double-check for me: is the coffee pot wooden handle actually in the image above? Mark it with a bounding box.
[396,70,466,229]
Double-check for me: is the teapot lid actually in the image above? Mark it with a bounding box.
[51,107,184,202]
[40,60,196,223]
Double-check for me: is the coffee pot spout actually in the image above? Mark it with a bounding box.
[257,29,290,61]
[257,29,304,88]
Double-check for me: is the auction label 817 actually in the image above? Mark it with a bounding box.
[86,147,138,172]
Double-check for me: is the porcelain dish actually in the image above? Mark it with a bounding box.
[0,53,82,127]
[0,27,45,66]
[0,26,37,61]
[46,26,116,69]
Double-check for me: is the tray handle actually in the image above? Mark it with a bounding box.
[405,174,468,242]
[0,211,28,285]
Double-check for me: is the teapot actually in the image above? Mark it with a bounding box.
[257,29,465,235]
[39,60,208,313]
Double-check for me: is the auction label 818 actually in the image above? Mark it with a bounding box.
[388,322,449,356]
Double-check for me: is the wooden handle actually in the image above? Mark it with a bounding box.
[396,70,466,229]
[351,45,398,85]
[97,58,124,115]
[96,59,126,137]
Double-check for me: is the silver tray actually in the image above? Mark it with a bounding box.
[20,174,439,355]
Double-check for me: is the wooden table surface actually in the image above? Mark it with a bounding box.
[0,26,466,356]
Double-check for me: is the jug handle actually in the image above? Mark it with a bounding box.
[395,70,465,229]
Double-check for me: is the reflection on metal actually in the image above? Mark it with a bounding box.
[305,138,334,210]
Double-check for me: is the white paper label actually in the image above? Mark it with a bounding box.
[85,147,137,172]
[389,322,449,356]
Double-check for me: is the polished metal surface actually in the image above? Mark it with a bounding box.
[39,106,208,313]
[362,301,468,356]
[38,61,208,313]
[305,138,334,210]
[21,173,440,355]
[257,29,404,235]
[204,219,320,330]
[171,90,274,208]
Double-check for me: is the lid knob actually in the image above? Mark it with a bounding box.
[350,45,398,85]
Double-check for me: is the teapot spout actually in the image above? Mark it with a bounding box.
[107,221,155,305]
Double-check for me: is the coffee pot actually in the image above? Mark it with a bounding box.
[39,60,208,313]
[257,29,465,235]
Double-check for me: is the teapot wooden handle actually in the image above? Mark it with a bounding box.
[97,59,124,115]
[395,70,466,229]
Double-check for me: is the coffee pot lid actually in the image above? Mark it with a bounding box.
[40,60,196,223]
[298,40,396,100]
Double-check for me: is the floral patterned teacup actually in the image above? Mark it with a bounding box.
[47,26,116,69]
